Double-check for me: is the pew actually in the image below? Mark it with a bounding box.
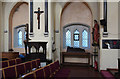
[16,58,22,64]
[35,68,45,79]
[1,59,70,79]
[1,58,22,68]
[44,65,51,78]
[2,66,16,79]
[49,62,56,76]
[2,61,8,68]
[36,58,41,68]
[2,59,70,79]
[22,72,35,79]
[1,52,19,60]
[21,60,70,79]
[8,59,16,66]
[24,61,32,73]
[2,58,40,79]
[16,63,26,78]
[31,60,37,70]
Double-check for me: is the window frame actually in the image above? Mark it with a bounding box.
[14,25,26,48]
[18,30,23,46]
[65,29,71,47]
[82,29,88,48]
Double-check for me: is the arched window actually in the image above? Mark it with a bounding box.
[74,30,79,47]
[82,30,88,47]
[63,24,90,49]
[14,25,26,48]
[18,30,22,46]
[66,30,71,47]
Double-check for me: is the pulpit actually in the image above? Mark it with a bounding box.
[24,41,48,61]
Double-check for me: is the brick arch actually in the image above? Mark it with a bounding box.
[9,2,28,49]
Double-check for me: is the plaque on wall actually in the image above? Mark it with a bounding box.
[102,40,120,49]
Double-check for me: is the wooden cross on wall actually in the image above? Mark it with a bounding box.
[34,7,44,29]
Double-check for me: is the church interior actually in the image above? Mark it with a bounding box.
[0,0,120,79]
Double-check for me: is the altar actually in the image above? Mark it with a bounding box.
[62,47,91,66]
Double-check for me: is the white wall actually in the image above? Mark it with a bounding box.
[0,1,3,52]
[49,2,56,61]
[118,1,120,58]
[29,1,52,60]
[54,2,62,61]
[100,2,119,70]
[2,2,17,51]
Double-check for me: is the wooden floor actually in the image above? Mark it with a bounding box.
[62,65,103,79]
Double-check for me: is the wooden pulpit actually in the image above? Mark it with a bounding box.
[24,41,48,61]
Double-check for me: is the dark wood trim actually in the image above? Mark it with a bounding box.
[45,0,48,32]
[104,1,107,32]
[30,1,33,32]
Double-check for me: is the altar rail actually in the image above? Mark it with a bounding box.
[62,52,91,66]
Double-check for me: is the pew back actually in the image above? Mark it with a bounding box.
[35,67,45,79]
[1,58,22,68]
[9,59,16,66]
[16,63,26,78]
[2,61,8,68]
[3,66,16,79]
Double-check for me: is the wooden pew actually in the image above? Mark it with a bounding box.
[22,60,70,79]
[16,58,22,64]
[1,52,19,60]
[2,58,40,79]
[16,63,26,78]
[8,59,16,66]
[22,72,35,79]
[1,58,22,68]
[35,67,45,79]
[2,66,16,79]
[1,61,9,68]
[24,61,32,73]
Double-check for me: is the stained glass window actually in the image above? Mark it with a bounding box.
[18,30,22,46]
[74,30,79,47]
[66,30,71,47]
[24,32,26,40]
[82,30,88,47]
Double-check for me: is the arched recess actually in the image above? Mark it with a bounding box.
[60,2,93,52]
[9,2,28,49]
